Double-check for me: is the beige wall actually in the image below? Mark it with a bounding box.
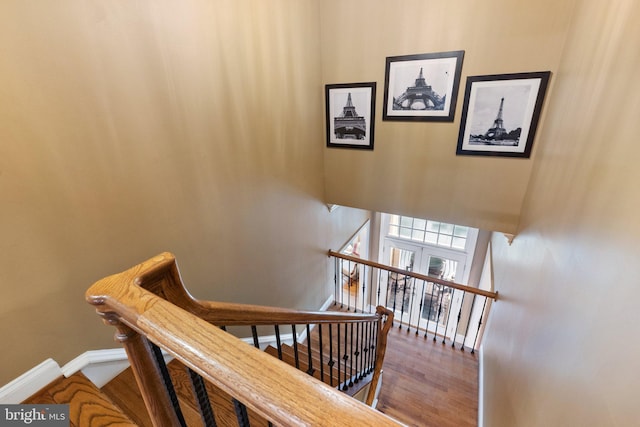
[482,1,640,425]
[320,0,575,234]
[0,1,370,385]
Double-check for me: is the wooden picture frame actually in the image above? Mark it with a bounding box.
[383,51,464,122]
[325,82,376,150]
[456,71,551,158]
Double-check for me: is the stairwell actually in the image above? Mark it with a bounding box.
[24,331,381,426]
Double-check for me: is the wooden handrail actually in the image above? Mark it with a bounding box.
[130,252,381,326]
[329,250,498,300]
[87,253,400,425]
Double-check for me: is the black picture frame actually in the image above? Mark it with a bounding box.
[325,82,376,150]
[383,50,464,122]
[456,71,551,158]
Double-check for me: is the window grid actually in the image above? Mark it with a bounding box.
[388,215,469,250]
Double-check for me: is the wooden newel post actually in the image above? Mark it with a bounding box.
[98,311,182,427]
[365,306,394,406]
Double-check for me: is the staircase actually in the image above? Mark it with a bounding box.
[25,337,382,426]
[24,372,136,426]
[26,252,398,426]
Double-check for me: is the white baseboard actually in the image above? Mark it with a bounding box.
[62,348,131,388]
[319,295,335,312]
[0,359,62,404]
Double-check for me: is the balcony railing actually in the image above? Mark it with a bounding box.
[329,250,498,352]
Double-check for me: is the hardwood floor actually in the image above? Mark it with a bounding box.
[376,324,479,427]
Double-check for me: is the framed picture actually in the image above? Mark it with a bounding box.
[325,82,376,150]
[383,51,464,122]
[456,71,551,158]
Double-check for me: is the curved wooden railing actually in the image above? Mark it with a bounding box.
[329,249,498,352]
[86,252,399,426]
[329,250,498,299]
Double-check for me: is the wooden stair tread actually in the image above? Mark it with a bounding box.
[24,372,135,427]
[266,343,373,398]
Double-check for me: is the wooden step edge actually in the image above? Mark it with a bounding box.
[264,346,338,386]
[101,367,154,426]
[277,345,375,398]
[25,372,136,426]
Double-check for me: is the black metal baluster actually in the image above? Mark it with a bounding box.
[452,292,466,348]
[390,275,398,317]
[417,280,426,336]
[291,324,299,369]
[342,323,349,390]
[399,274,408,329]
[406,277,416,332]
[371,319,377,373]
[149,342,187,427]
[354,322,360,383]
[188,368,217,427]
[318,324,324,383]
[306,324,314,376]
[376,269,382,308]
[461,295,477,352]
[363,321,370,374]
[338,259,344,308]
[251,326,260,349]
[433,284,446,342]
[349,323,355,387]
[336,323,341,389]
[274,325,283,359]
[328,324,335,387]
[442,288,452,344]
[232,399,250,427]
[370,268,378,313]
[424,282,435,339]
[347,260,352,310]
[361,265,367,313]
[358,323,367,379]
[369,320,375,373]
[471,297,489,354]
[385,272,391,308]
[359,322,366,380]
[334,257,339,307]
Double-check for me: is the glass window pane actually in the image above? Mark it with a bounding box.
[389,215,400,226]
[453,226,469,237]
[400,216,413,227]
[452,237,466,249]
[413,218,427,230]
[425,232,438,244]
[399,227,412,239]
[389,225,399,237]
[426,221,440,233]
[437,234,453,247]
[411,230,425,242]
[440,223,454,235]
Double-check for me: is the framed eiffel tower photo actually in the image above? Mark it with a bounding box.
[383,51,464,122]
[325,82,376,150]
[456,71,551,158]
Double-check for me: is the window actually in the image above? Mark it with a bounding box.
[388,215,470,250]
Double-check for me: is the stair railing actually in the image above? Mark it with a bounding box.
[86,252,398,427]
[329,249,498,352]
